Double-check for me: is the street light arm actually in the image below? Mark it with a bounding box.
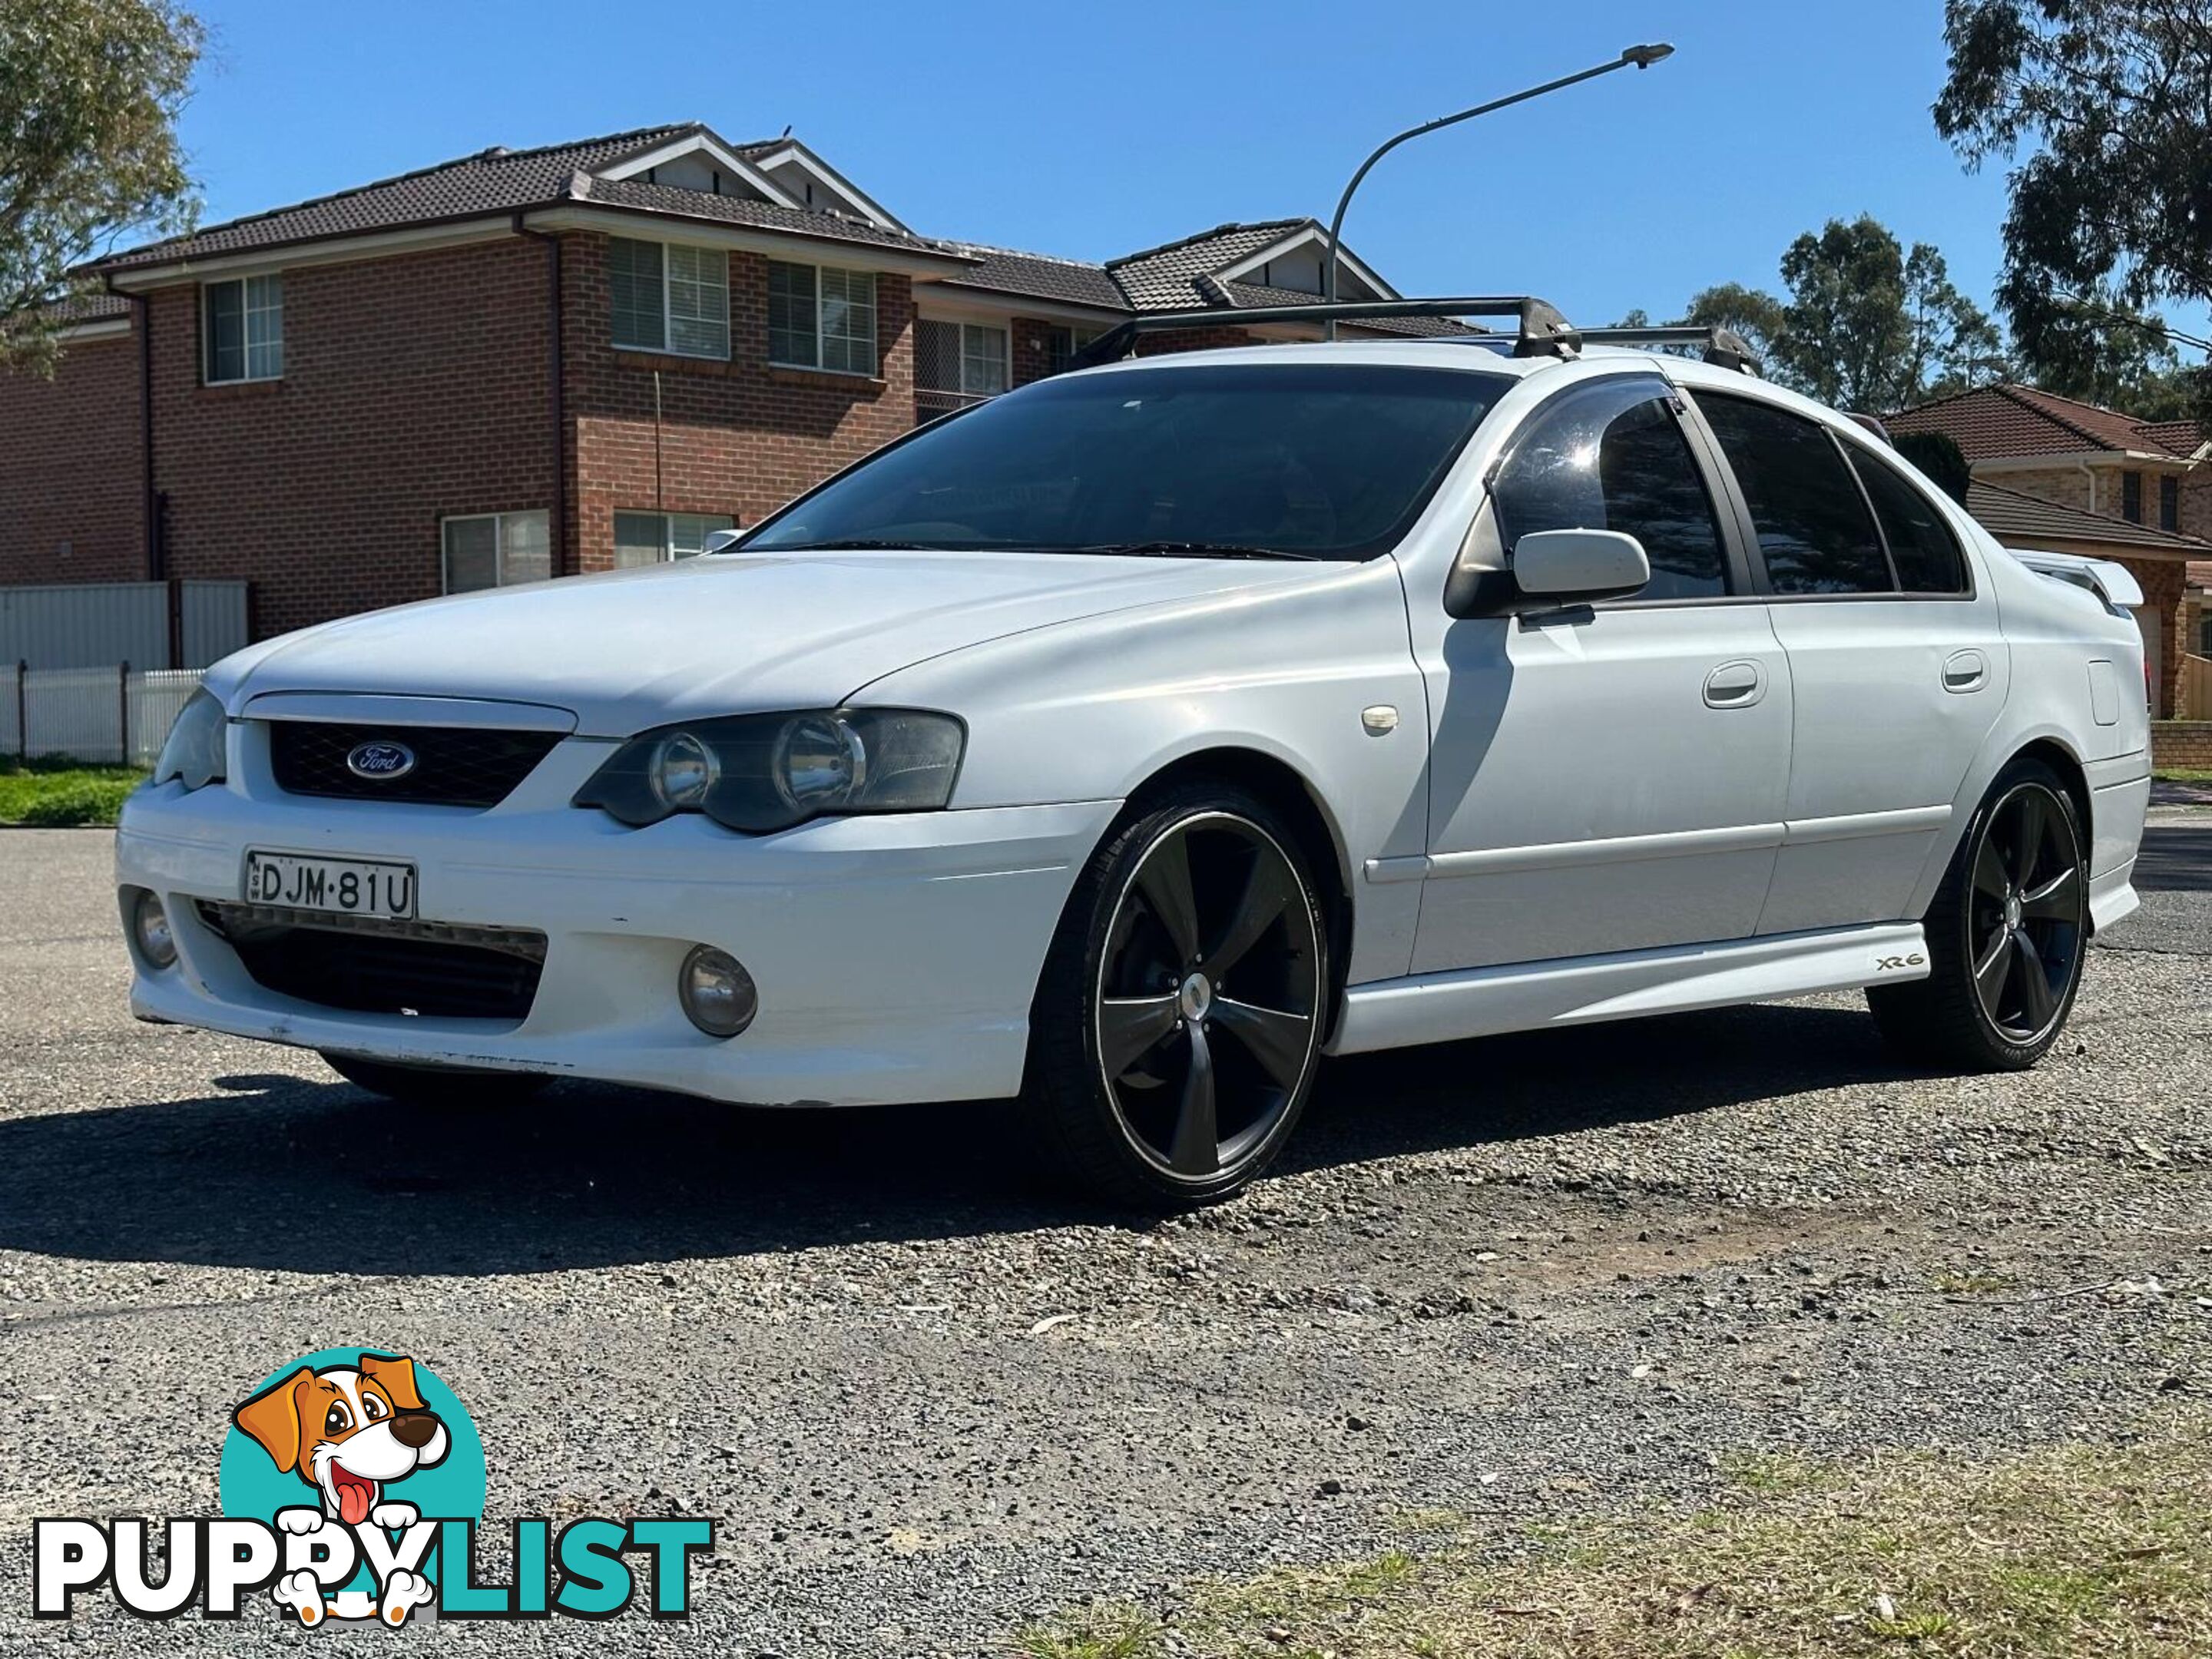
[1321,45,1674,329]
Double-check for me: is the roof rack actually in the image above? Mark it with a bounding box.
[1575,324,1761,376]
[1069,296,1580,370]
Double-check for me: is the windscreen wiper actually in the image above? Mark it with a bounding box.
[747,546,973,559]
[1070,541,1326,561]
[748,538,949,552]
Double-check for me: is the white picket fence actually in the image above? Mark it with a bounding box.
[1,664,206,767]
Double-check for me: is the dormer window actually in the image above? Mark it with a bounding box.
[609,237,730,359]
[204,275,283,383]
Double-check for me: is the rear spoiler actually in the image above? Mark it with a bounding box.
[2008,548,2145,612]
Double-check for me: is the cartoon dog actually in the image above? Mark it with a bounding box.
[233,1353,450,1624]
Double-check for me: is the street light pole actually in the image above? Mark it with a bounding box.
[1322,44,1674,337]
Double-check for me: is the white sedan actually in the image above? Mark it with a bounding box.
[118,323,2151,1204]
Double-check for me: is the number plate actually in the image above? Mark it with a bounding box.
[243,851,417,919]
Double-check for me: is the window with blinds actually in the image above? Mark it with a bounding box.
[204,275,284,382]
[442,511,552,593]
[612,511,737,567]
[609,237,729,359]
[768,261,876,374]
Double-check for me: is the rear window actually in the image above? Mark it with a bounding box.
[740,363,1511,562]
[1697,393,1894,595]
[1846,445,1969,594]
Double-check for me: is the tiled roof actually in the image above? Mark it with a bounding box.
[934,242,1128,310]
[1967,477,2208,555]
[578,177,965,260]
[1105,219,1312,310]
[1206,277,1478,336]
[85,124,1447,339]
[98,124,700,270]
[921,220,1460,330]
[2136,418,2208,456]
[1887,383,2199,460]
[48,291,132,323]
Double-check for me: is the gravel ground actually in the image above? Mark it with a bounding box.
[2,823,2207,1655]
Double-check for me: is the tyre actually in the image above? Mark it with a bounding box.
[320,1051,549,1109]
[1868,757,2089,1071]
[1025,781,1330,1207]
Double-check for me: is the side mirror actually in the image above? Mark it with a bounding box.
[700,528,744,556]
[1449,525,1653,618]
[1510,528,1651,605]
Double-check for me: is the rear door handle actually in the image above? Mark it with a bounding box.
[1942,649,1988,694]
[1704,660,1766,709]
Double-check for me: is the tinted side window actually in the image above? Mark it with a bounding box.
[1697,395,1893,594]
[1493,379,1728,600]
[1846,446,1968,593]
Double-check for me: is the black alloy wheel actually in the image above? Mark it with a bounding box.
[1869,758,2088,1071]
[1027,784,1329,1207]
[1965,780,2086,1044]
[1096,810,1323,1181]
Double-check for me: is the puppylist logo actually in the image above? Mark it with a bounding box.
[34,1347,712,1627]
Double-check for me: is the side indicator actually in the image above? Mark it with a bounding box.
[1361,705,1399,736]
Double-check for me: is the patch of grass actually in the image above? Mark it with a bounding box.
[1015,1604,1160,1659]
[1386,1505,1473,1535]
[1012,1416,2212,1658]
[1716,1449,1841,1497]
[0,760,144,826]
[2152,767,2212,783]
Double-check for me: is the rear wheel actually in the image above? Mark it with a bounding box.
[1869,758,2088,1070]
[320,1052,549,1109]
[1025,783,1329,1208]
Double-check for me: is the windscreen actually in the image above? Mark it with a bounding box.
[738,362,1512,562]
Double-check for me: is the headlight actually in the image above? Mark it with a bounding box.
[575,708,965,832]
[151,689,227,791]
[649,730,720,810]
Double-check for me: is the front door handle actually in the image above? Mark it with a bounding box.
[1942,649,1989,694]
[1704,660,1766,708]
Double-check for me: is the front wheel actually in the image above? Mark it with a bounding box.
[1868,758,2089,1070]
[1025,783,1330,1208]
[320,1052,549,1109]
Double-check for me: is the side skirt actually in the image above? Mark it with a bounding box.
[1329,922,1929,1056]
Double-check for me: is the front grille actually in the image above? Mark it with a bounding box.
[199,902,545,1023]
[267,720,562,809]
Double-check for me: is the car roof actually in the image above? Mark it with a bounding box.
[1063,336,1860,430]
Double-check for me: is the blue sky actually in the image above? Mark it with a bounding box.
[172,0,2206,349]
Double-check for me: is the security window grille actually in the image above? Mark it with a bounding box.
[612,510,737,568]
[204,275,283,382]
[767,261,876,374]
[609,237,729,358]
[2161,475,2180,531]
[2122,470,2143,523]
[443,511,551,594]
[916,320,1010,422]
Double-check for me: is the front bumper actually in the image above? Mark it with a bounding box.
[115,737,1116,1106]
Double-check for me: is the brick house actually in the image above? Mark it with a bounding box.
[1884,383,2211,717]
[0,124,1426,643]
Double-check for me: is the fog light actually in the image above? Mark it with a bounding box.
[679,945,756,1038]
[130,888,178,969]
